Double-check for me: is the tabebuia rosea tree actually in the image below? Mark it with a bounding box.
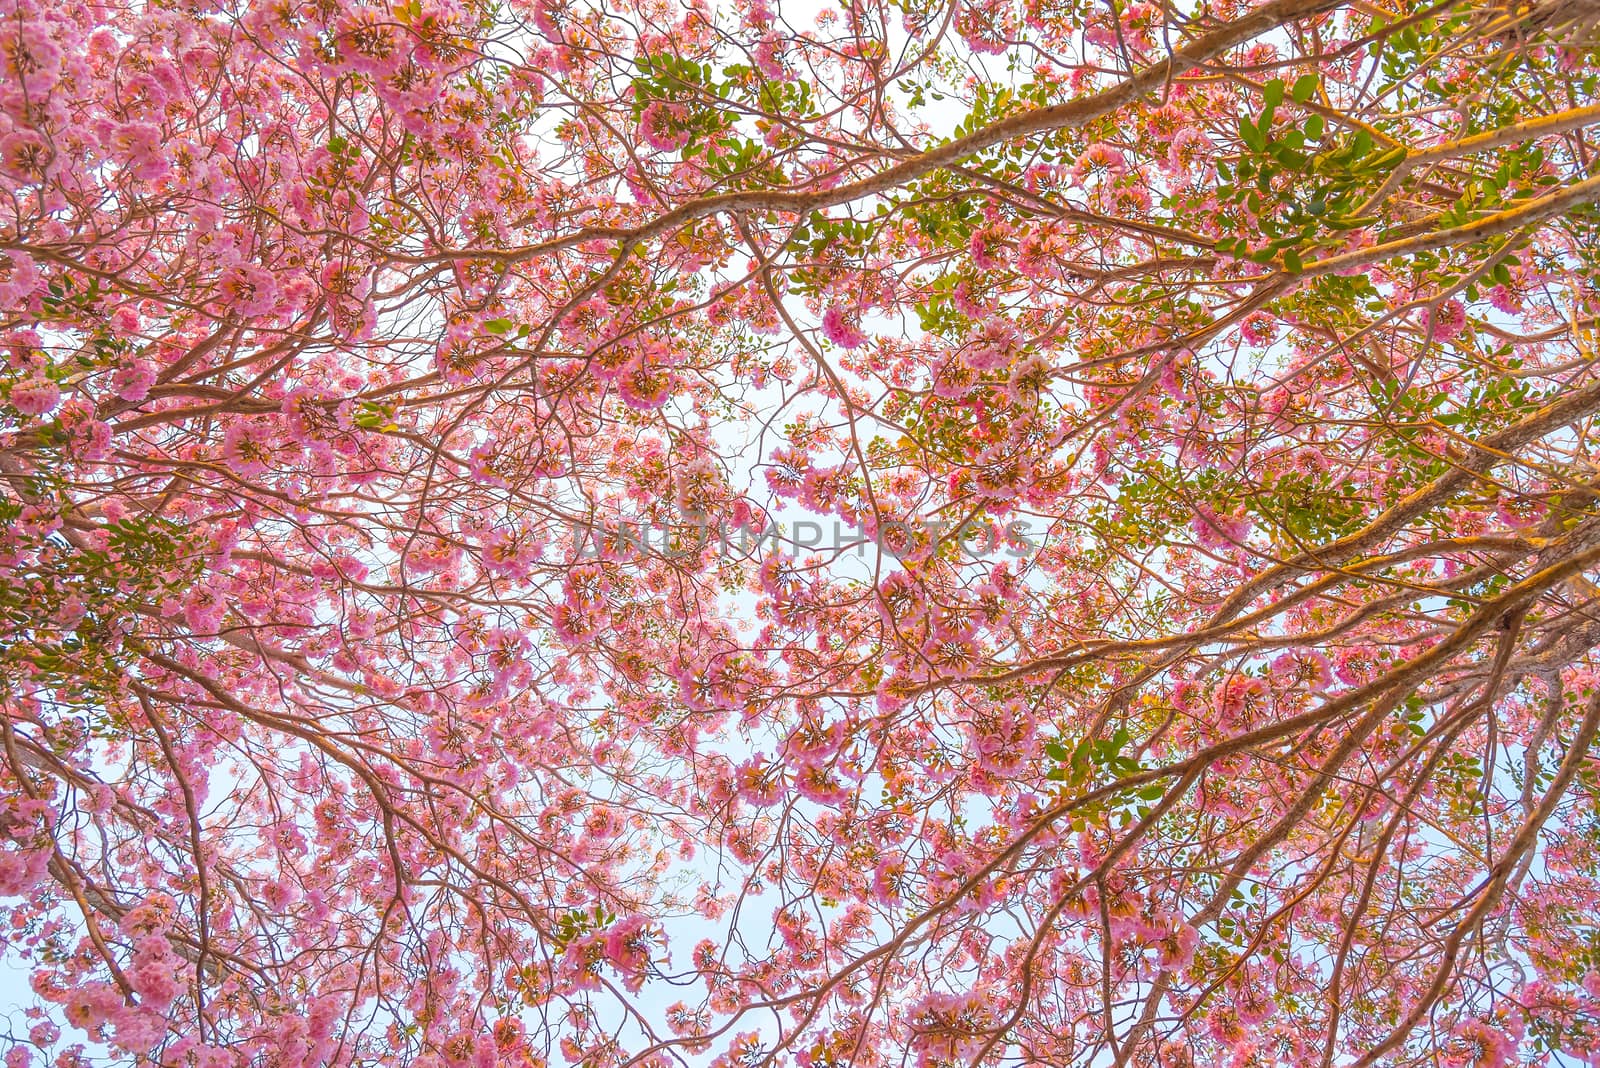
[4,0,1600,1062]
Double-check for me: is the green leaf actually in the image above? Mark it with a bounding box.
[1291,74,1319,103]
[1327,214,1378,231]
[1238,118,1265,153]
[483,318,514,335]
[1262,79,1285,112]
[1354,145,1406,177]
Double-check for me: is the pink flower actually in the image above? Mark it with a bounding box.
[479,531,539,581]
[735,756,786,806]
[604,916,664,991]
[907,990,1000,1065]
[559,936,607,991]
[107,122,170,182]
[262,879,301,910]
[73,418,113,461]
[1490,285,1522,314]
[1585,970,1600,998]
[710,1033,766,1068]
[1240,312,1278,345]
[216,264,279,318]
[9,376,60,417]
[1017,228,1068,278]
[1272,649,1332,690]
[182,585,228,633]
[126,935,182,1011]
[1072,141,1128,181]
[332,553,369,583]
[764,446,810,494]
[59,980,121,1030]
[1110,184,1152,214]
[969,224,1012,269]
[1333,647,1379,686]
[337,7,400,73]
[110,362,157,402]
[1205,1003,1246,1047]
[1444,1019,1512,1068]
[639,101,691,152]
[1495,495,1546,529]
[0,130,52,182]
[933,358,979,399]
[222,420,275,476]
[109,1006,166,1053]
[821,305,867,349]
[962,319,1022,371]
[1424,299,1468,341]
[788,718,844,763]
[1156,917,1198,971]
[618,359,674,410]
[0,847,48,896]
[752,35,785,77]
[793,763,849,806]
[1167,127,1213,171]
[1191,505,1251,551]
[320,260,371,301]
[0,251,39,307]
[4,24,63,93]
[1216,676,1265,724]
[436,322,497,384]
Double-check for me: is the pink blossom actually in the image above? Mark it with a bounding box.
[1191,505,1251,550]
[1495,495,1546,529]
[1240,312,1278,345]
[0,130,53,182]
[0,848,48,896]
[110,362,157,402]
[1072,141,1128,181]
[4,23,64,93]
[604,916,663,991]
[821,305,867,349]
[107,122,170,182]
[109,1006,165,1053]
[0,251,39,306]
[1017,228,1067,278]
[71,417,113,461]
[1156,917,1199,971]
[126,935,182,1011]
[933,358,979,398]
[639,101,691,152]
[1167,127,1213,171]
[1424,299,1468,341]
[1444,1019,1512,1068]
[217,263,279,317]
[9,376,60,417]
[618,359,675,409]
[962,319,1022,370]
[969,224,1012,269]
[222,420,276,476]
[752,35,785,77]
[1490,285,1522,314]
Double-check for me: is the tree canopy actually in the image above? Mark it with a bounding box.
[3,0,1600,1064]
